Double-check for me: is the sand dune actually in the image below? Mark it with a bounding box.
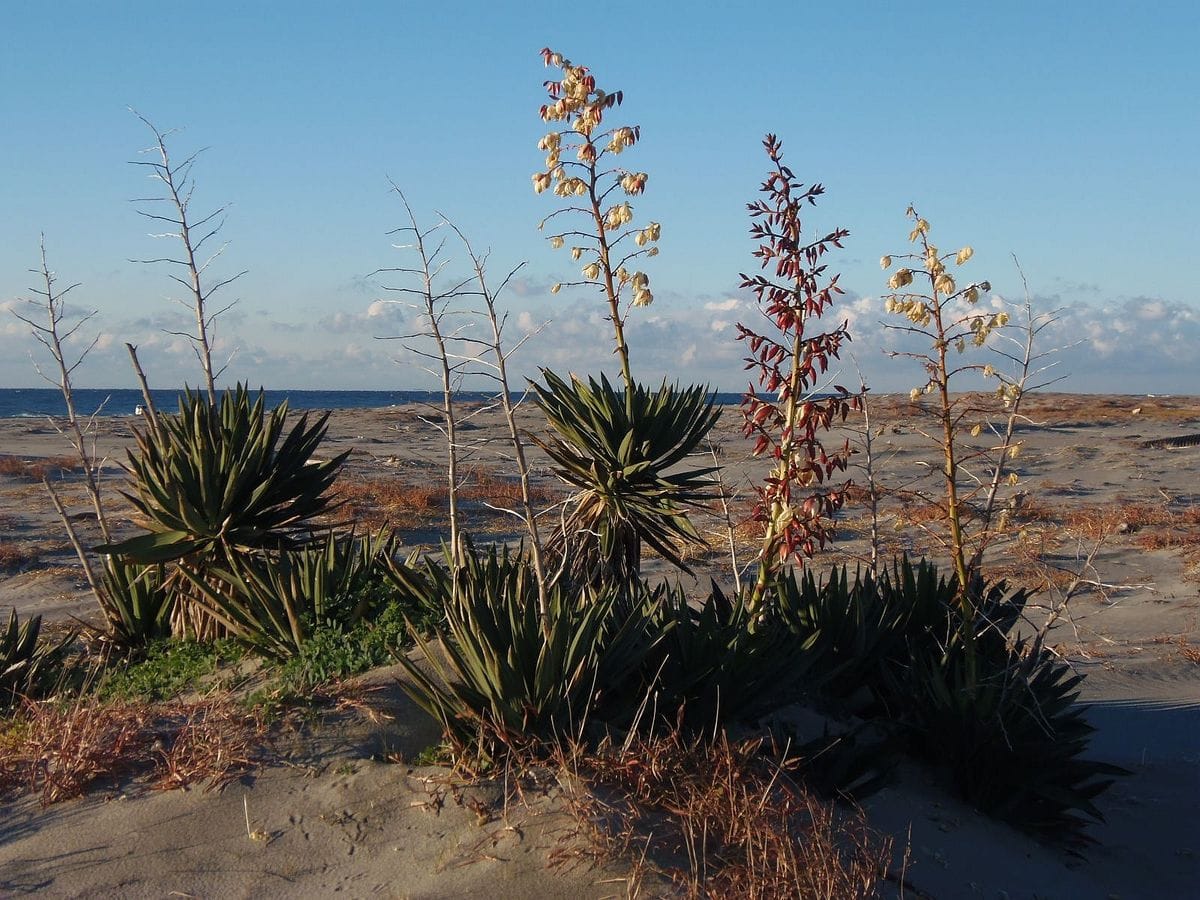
[2,394,1197,897]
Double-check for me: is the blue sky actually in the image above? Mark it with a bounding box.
[2,1,1196,394]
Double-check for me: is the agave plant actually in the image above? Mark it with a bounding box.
[1,609,76,711]
[899,636,1125,843]
[395,542,652,757]
[776,556,1030,710]
[99,385,347,639]
[104,385,346,563]
[776,556,951,709]
[179,529,408,661]
[629,579,824,732]
[532,370,720,585]
[791,554,1117,842]
[97,557,173,649]
[774,564,894,705]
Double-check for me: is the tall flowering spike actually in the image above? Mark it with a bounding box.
[880,204,1016,624]
[737,134,863,612]
[531,49,660,391]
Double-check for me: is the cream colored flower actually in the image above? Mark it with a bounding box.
[532,172,552,194]
[571,247,584,261]
[888,268,914,290]
[632,288,653,307]
[621,172,648,195]
[934,273,956,295]
[582,262,601,280]
[909,387,922,402]
[964,286,979,304]
[970,424,983,437]
[956,246,974,265]
[550,283,561,294]
[880,255,892,269]
[605,202,633,230]
[549,236,564,249]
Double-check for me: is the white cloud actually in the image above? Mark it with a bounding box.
[704,297,742,312]
[1,281,1194,395]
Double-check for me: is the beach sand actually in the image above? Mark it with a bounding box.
[1,393,1198,897]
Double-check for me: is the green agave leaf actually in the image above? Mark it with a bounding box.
[97,530,209,563]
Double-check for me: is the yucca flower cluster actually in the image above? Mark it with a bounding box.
[882,208,1006,402]
[879,207,1020,611]
[532,48,661,384]
[736,135,862,610]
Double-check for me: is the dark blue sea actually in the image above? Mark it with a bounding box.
[0,387,747,419]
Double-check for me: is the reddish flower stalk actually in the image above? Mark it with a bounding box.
[737,135,862,611]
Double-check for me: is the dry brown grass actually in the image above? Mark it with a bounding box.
[0,694,266,806]
[1019,393,1200,426]
[331,469,562,534]
[553,731,891,899]
[0,542,41,572]
[0,455,80,481]
[331,476,448,529]
[460,469,557,506]
[1009,494,1059,524]
[860,392,1199,430]
[894,500,948,527]
[1063,499,1200,547]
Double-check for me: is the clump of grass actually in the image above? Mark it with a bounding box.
[555,730,891,899]
[332,476,447,529]
[0,542,41,572]
[0,455,79,481]
[1063,499,1200,546]
[893,500,948,527]
[460,468,557,506]
[0,694,266,806]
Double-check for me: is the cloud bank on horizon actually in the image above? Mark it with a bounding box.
[2,277,1195,396]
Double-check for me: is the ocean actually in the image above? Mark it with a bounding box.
[0,387,749,419]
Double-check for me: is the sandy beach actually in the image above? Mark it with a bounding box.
[1,392,1198,897]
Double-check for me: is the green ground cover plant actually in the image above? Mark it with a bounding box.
[96,638,243,702]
